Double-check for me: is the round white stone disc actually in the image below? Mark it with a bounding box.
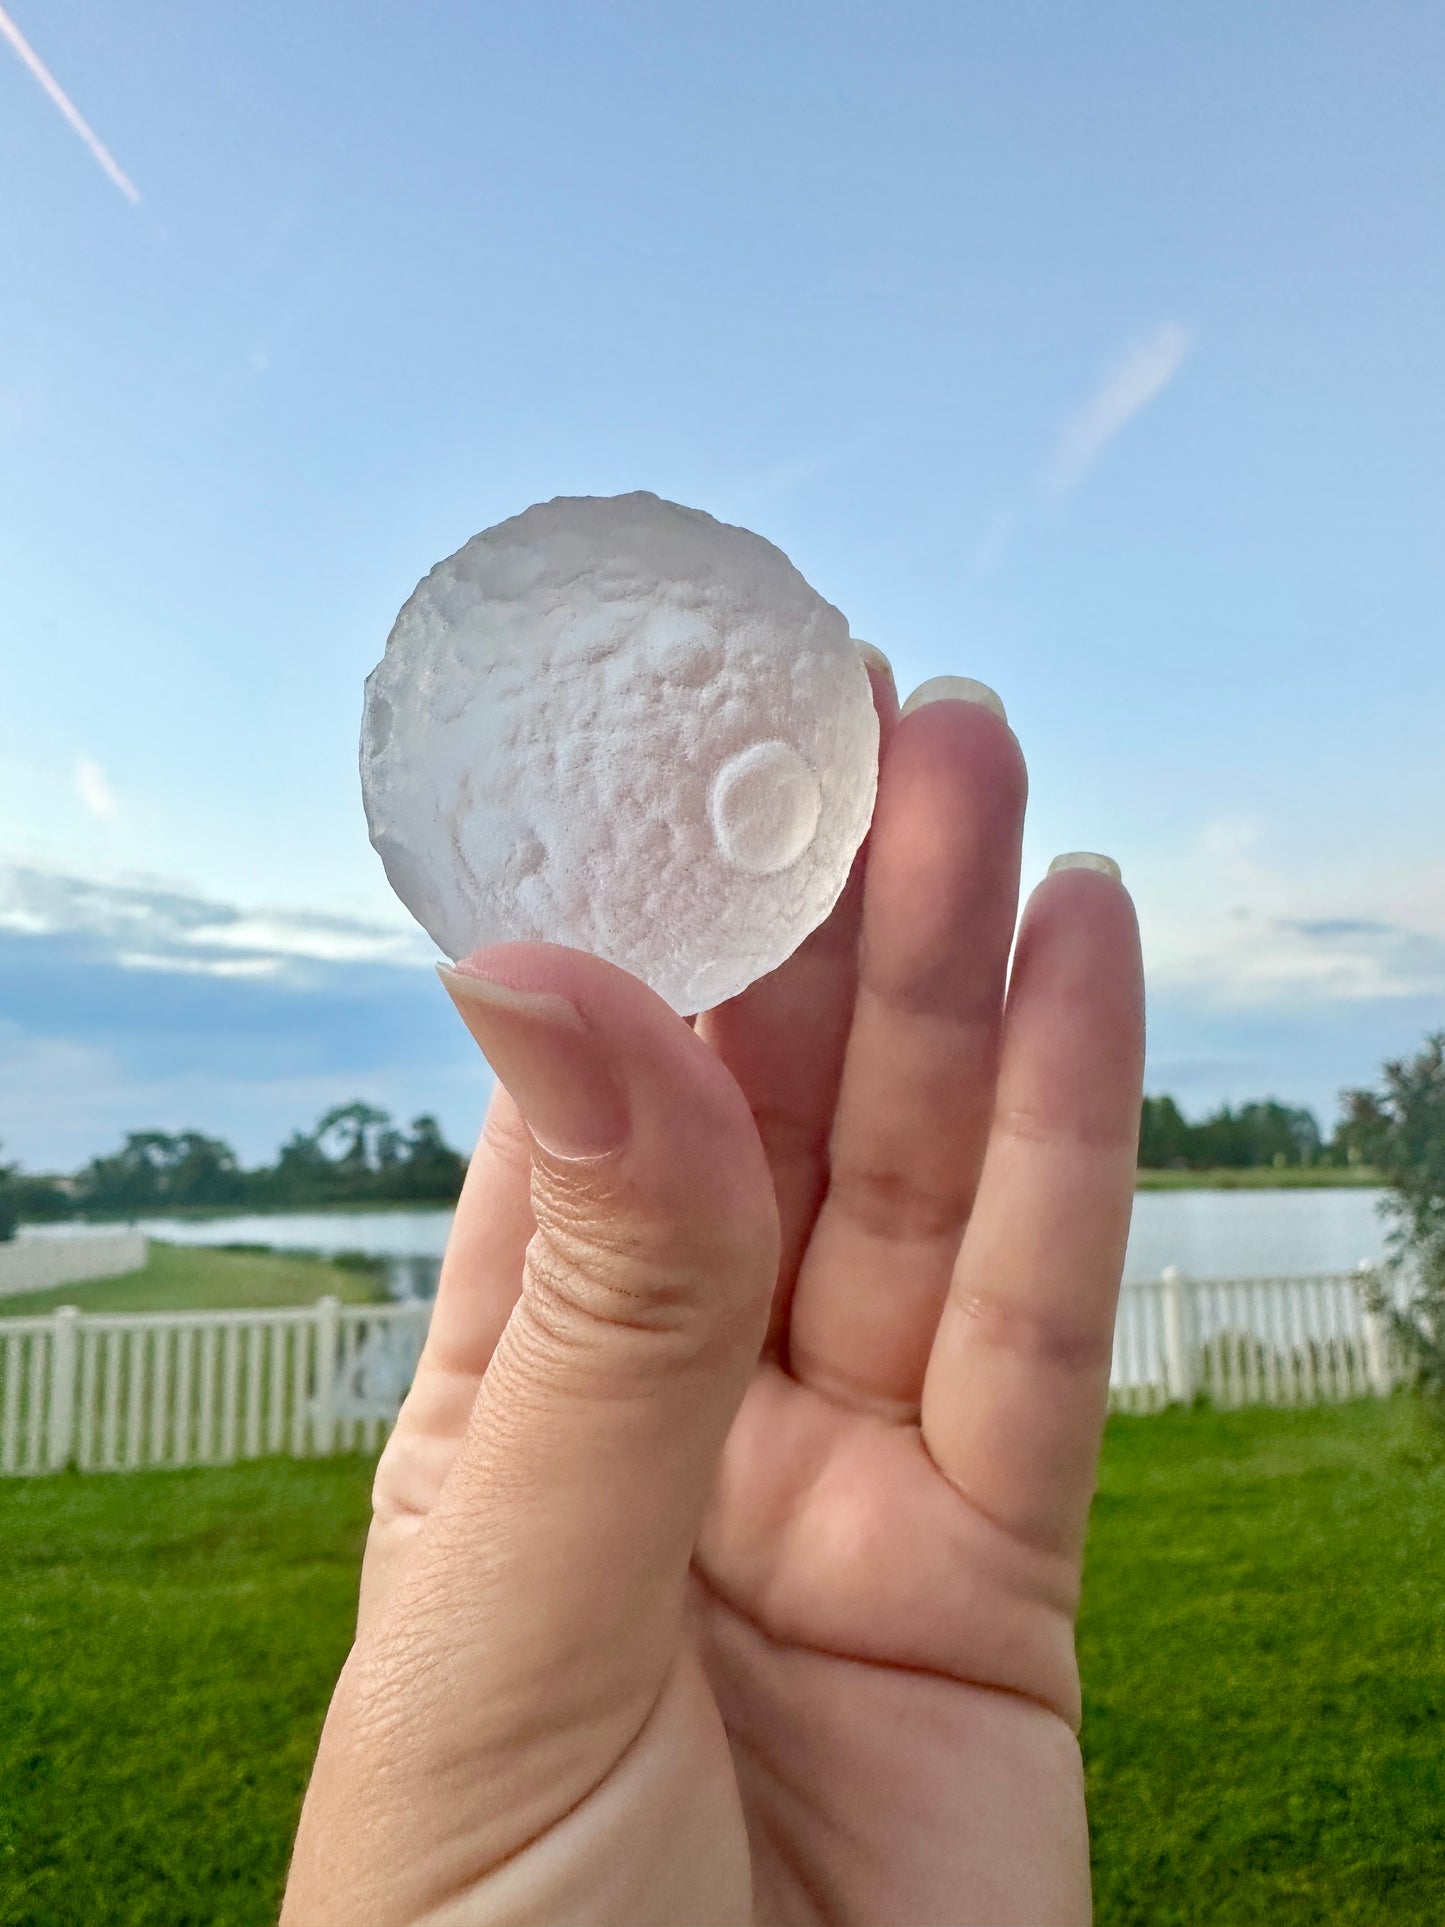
[360,491,879,1013]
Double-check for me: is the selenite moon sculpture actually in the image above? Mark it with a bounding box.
[361,492,879,1013]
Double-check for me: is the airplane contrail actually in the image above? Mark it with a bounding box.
[0,3,141,204]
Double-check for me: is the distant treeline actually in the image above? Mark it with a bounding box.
[1139,1096,1366,1172]
[0,1103,468,1230]
[0,1091,1372,1238]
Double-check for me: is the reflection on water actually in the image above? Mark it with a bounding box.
[29,1187,1393,1297]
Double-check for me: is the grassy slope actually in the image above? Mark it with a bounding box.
[0,1242,388,1318]
[1,1402,1442,1923]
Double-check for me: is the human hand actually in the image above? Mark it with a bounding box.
[283,662,1145,1927]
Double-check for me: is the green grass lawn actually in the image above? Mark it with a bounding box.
[0,1240,388,1319]
[1082,1400,1445,1923]
[0,1458,370,1927]
[0,1400,1441,1925]
[1134,1165,1382,1189]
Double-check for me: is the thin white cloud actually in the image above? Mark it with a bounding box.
[968,321,1193,572]
[0,3,141,205]
[1158,918,1445,1006]
[1135,822,1445,1006]
[190,913,425,966]
[1043,322,1192,495]
[0,863,433,978]
[115,951,284,980]
[73,757,119,821]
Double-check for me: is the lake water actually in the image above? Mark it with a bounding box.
[39,1187,1392,1296]
[1123,1188,1388,1283]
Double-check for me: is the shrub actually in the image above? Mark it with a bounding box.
[1343,1033,1445,1410]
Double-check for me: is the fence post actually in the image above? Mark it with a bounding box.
[1357,1263,1394,1398]
[47,1306,80,1470]
[313,1296,340,1456]
[1161,1267,1195,1404]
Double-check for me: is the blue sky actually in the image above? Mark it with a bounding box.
[2,1,1442,1168]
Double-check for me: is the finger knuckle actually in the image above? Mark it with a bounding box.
[829,1156,972,1242]
[954,1283,1115,1372]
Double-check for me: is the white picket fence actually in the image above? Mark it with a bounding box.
[0,1268,1409,1476]
[1109,1265,1400,1414]
[0,1296,430,1477]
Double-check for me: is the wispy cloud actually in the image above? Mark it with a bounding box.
[0,3,141,205]
[73,757,119,822]
[1136,820,1445,1007]
[0,864,432,980]
[970,320,1194,574]
[1042,322,1192,495]
[0,872,478,1167]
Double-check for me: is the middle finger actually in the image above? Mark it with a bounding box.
[698,646,898,1344]
[786,683,1026,1416]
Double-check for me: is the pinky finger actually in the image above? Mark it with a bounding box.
[920,859,1144,1560]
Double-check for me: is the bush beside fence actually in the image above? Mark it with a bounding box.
[0,1269,1404,1476]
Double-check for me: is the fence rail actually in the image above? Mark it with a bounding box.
[0,1268,1408,1476]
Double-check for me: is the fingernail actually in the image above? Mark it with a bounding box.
[1048,852,1123,883]
[856,640,897,699]
[437,963,629,1159]
[900,675,1007,724]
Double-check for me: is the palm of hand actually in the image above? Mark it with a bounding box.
[285,686,1142,1927]
[689,1362,1087,1926]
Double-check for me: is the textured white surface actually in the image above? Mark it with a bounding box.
[361,493,879,1012]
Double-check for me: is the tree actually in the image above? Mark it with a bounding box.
[1327,1108,1378,1168]
[399,1114,467,1200]
[1139,1095,1191,1168]
[1234,1101,1321,1169]
[314,1103,394,1190]
[75,1130,245,1212]
[0,1146,17,1243]
[1342,1032,1445,1408]
[271,1127,334,1204]
[162,1132,244,1206]
[43,1102,468,1217]
[1138,1095,1323,1170]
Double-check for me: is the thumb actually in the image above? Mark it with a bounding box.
[383,944,776,1774]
